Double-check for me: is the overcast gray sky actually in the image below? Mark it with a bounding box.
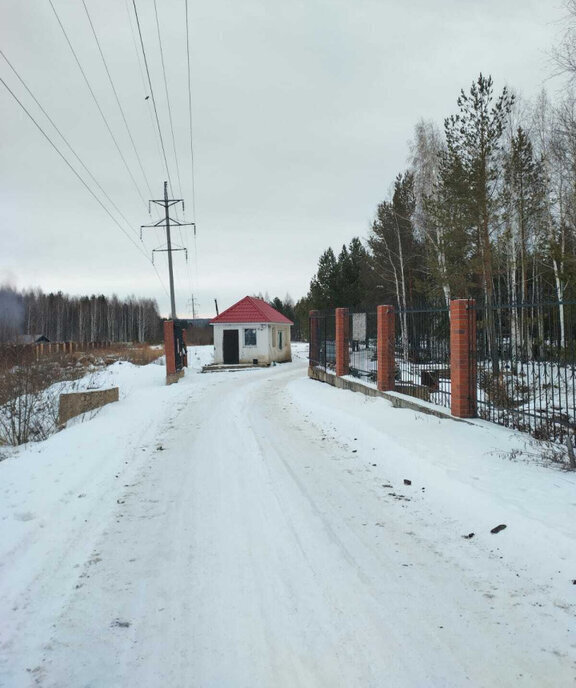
[0,0,566,317]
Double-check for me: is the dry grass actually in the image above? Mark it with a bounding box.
[0,343,164,446]
[66,344,164,368]
[109,344,164,366]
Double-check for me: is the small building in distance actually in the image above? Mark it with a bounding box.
[210,296,292,366]
[15,334,50,344]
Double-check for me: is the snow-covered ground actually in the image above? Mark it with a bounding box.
[1,344,575,686]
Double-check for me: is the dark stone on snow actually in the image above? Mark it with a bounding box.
[490,524,507,534]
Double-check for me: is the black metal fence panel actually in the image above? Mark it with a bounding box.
[309,311,336,370]
[471,300,576,443]
[309,301,576,445]
[349,310,378,383]
[394,305,451,409]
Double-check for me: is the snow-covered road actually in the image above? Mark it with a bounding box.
[1,347,575,687]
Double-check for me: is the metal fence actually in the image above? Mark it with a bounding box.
[310,300,576,445]
[395,305,451,409]
[348,309,378,382]
[471,300,576,443]
[309,311,336,370]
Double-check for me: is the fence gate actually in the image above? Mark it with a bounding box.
[174,320,187,371]
[164,319,188,381]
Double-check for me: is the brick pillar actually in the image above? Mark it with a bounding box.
[335,307,349,377]
[309,310,320,367]
[377,305,395,391]
[450,298,476,418]
[164,320,176,375]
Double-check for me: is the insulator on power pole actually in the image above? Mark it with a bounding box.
[140,181,194,320]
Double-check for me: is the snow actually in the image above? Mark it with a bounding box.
[1,343,575,686]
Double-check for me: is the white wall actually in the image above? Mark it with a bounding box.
[268,325,292,363]
[213,323,292,365]
[213,323,270,365]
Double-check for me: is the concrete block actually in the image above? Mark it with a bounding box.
[59,387,119,425]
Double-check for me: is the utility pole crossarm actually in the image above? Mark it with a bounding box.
[141,219,195,228]
[141,181,189,320]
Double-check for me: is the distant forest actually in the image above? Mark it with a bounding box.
[0,285,162,343]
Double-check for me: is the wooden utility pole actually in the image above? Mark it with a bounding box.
[141,181,194,319]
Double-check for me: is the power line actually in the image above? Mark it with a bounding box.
[0,48,139,239]
[185,0,198,223]
[0,75,170,300]
[48,0,149,209]
[153,0,183,201]
[123,0,165,202]
[185,0,200,316]
[152,0,184,250]
[80,0,154,200]
[150,0,185,254]
[141,182,195,319]
[131,0,175,199]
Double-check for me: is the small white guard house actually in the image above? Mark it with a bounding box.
[210,296,292,366]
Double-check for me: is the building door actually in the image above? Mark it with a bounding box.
[223,329,239,364]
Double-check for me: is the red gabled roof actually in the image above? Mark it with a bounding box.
[210,296,293,325]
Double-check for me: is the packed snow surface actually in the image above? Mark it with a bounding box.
[1,344,575,686]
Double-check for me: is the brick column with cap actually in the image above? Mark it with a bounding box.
[450,298,476,418]
[164,320,176,376]
[377,305,395,391]
[335,307,349,377]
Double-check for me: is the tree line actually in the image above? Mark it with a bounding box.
[0,285,162,343]
[295,66,576,357]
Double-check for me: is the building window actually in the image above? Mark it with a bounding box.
[244,328,256,346]
[278,330,283,350]
[272,327,276,347]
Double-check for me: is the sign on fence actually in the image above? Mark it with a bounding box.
[352,313,366,341]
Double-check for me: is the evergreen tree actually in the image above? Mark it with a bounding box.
[308,248,339,310]
[443,74,514,371]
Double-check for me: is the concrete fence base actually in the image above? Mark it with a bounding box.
[166,370,185,385]
[308,366,470,423]
[312,300,477,420]
[58,387,119,426]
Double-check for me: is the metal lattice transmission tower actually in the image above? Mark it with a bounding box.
[141,181,195,319]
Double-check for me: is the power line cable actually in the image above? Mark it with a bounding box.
[80,0,154,200]
[123,0,165,205]
[131,0,175,199]
[152,0,185,266]
[48,0,149,209]
[185,0,198,223]
[153,0,183,201]
[185,0,200,315]
[132,0,189,312]
[0,75,170,300]
[0,48,139,241]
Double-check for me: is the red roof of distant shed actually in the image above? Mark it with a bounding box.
[210,296,293,325]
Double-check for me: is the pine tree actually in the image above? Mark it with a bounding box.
[308,248,339,310]
[444,74,514,371]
